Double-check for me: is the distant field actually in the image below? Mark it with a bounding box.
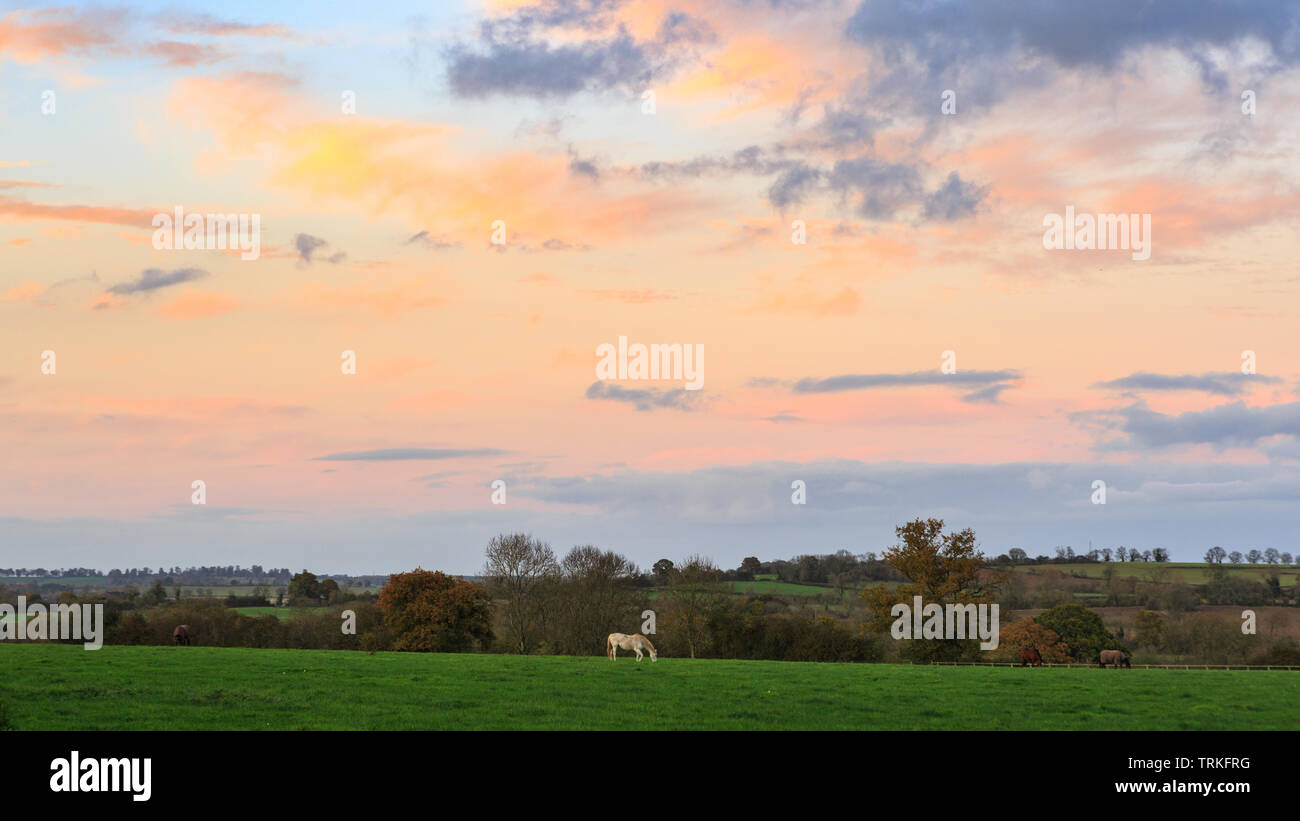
[1,644,1294,730]
[231,607,322,620]
[730,580,837,597]
[1018,562,1297,586]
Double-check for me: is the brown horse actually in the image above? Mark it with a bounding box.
[1020,647,1043,667]
[173,624,191,646]
[1098,649,1129,668]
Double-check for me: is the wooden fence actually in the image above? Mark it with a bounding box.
[915,661,1300,670]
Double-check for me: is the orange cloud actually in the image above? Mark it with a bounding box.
[0,194,154,228]
[3,281,43,301]
[0,8,123,62]
[169,72,712,241]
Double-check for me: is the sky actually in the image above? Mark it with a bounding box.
[2,0,1299,574]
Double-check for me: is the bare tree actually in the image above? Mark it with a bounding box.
[663,555,727,659]
[553,545,640,655]
[483,533,558,654]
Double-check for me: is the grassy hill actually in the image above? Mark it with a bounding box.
[1011,562,1297,586]
[2,644,1293,731]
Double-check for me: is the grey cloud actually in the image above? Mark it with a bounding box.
[107,267,207,295]
[790,369,1021,394]
[447,32,662,99]
[768,164,823,210]
[447,2,710,100]
[923,172,987,221]
[762,413,805,423]
[1080,400,1300,451]
[314,448,508,461]
[406,230,462,250]
[10,460,1300,572]
[568,149,601,180]
[843,0,1300,118]
[295,233,346,264]
[585,380,704,411]
[1092,371,1281,397]
[826,156,924,219]
[961,384,1012,404]
[846,0,1300,72]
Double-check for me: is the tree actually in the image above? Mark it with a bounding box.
[1282,552,1294,565]
[145,580,168,605]
[652,559,675,582]
[1246,549,1263,564]
[287,571,321,605]
[378,569,493,652]
[1204,546,1226,564]
[859,518,990,662]
[1133,610,1165,647]
[482,533,558,654]
[1036,604,1120,662]
[1116,547,1128,562]
[553,545,640,655]
[1228,551,1243,564]
[1008,548,1028,564]
[739,557,762,577]
[994,618,1070,663]
[1264,548,1280,565]
[663,555,727,659]
[318,578,341,603]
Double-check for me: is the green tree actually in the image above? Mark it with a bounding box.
[287,571,321,605]
[652,559,675,582]
[1036,604,1120,661]
[145,580,168,605]
[318,578,341,603]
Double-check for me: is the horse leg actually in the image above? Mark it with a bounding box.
[635,647,642,662]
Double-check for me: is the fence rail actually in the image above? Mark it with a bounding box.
[915,661,1300,670]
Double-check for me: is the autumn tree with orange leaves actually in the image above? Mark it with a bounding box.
[993,617,1071,663]
[860,518,992,662]
[378,568,494,652]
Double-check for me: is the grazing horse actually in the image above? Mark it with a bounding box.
[173,624,191,646]
[1098,649,1130,668]
[1020,647,1043,667]
[607,632,657,662]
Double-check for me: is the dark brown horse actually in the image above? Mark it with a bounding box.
[173,624,191,646]
[1098,649,1129,668]
[1020,647,1043,667]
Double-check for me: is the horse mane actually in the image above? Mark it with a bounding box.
[636,634,655,650]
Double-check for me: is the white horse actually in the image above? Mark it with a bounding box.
[607,632,657,662]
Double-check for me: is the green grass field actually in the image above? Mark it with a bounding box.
[231,607,321,620]
[1,644,1294,730]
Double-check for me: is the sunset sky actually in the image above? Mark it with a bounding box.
[3,1,1299,574]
